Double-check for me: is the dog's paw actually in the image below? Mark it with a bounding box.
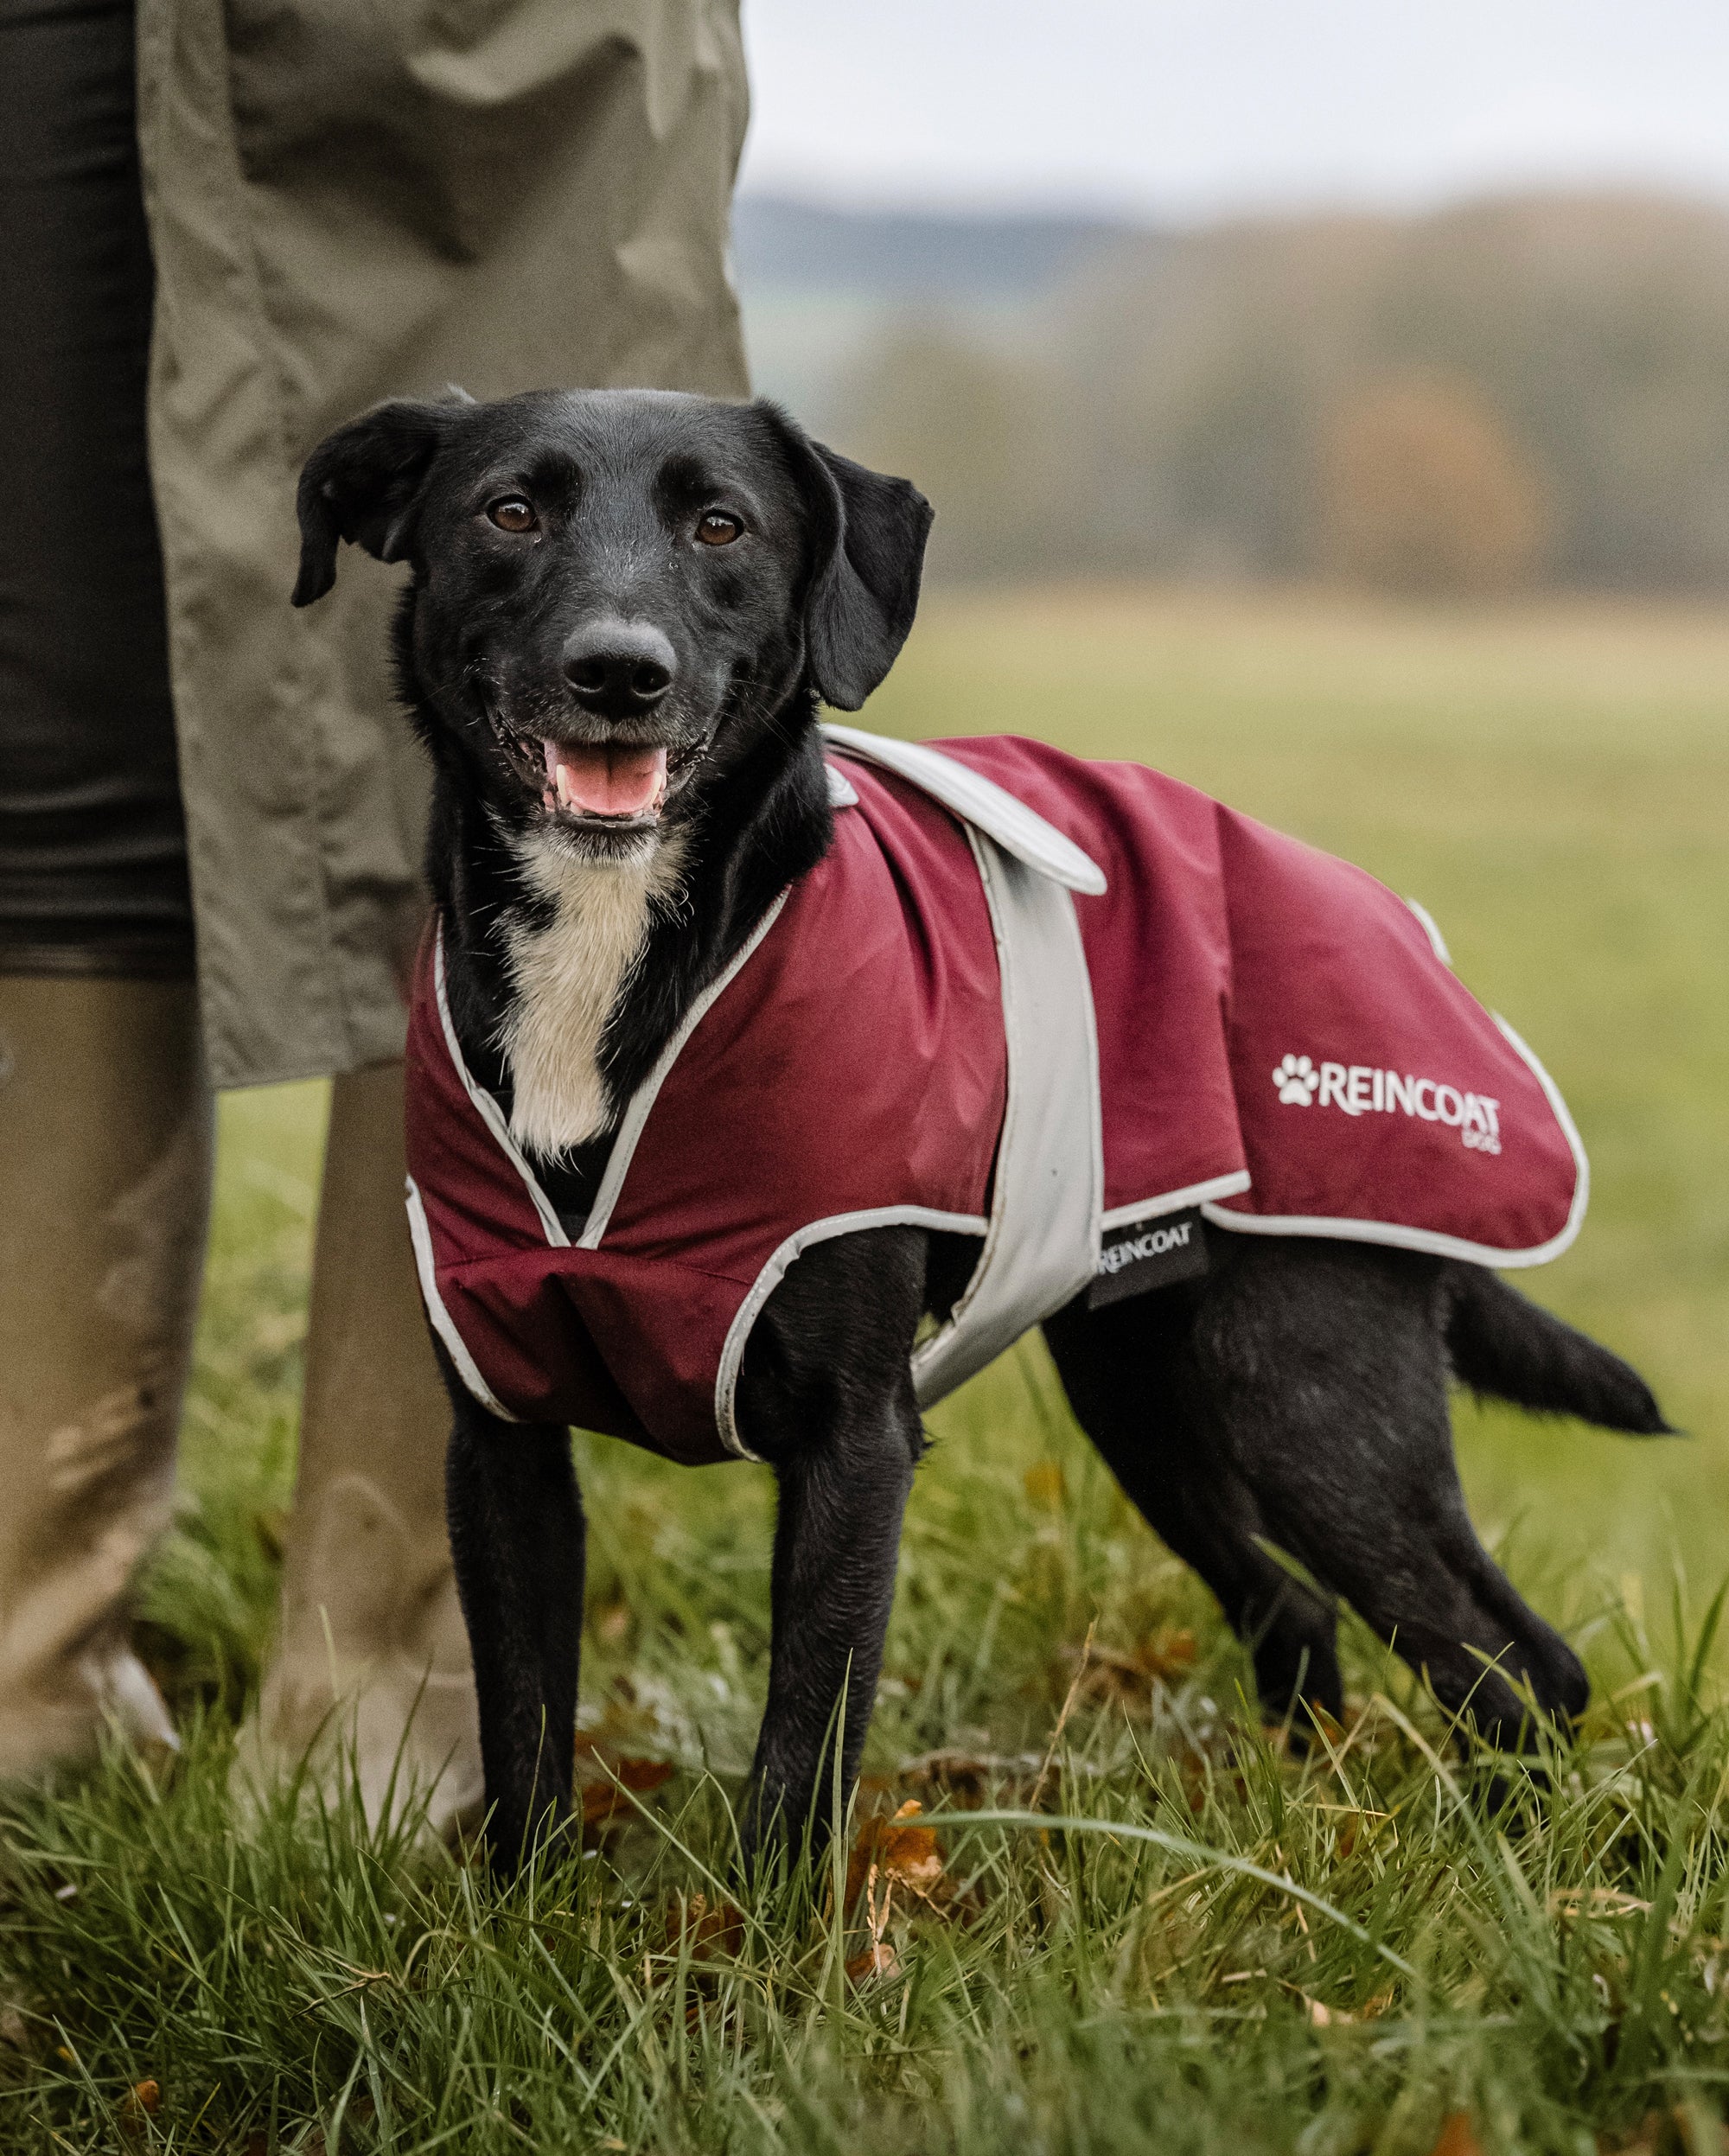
[1273,1053,1320,1106]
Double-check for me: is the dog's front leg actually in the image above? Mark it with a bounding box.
[736,1228,927,1864]
[442,1380,585,1874]
[745,1393,918,1857]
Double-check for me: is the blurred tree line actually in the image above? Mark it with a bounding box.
[826,195,1729,594]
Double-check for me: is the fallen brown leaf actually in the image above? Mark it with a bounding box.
[846,1806,917,1985]
[1145,1626,1199,1675]
[667,1892,744,1962]
[1177,1740,1247,1815]
[1060,1629,1199,1706]
[573,1738,674,1834]
[845,1800,950,1911]
[898,1747,1037,1808]
[845,1938,902,1984]
[1326,1804,1393,1861]
[118,2076,163,2140]
[1430,2113,1485,2156]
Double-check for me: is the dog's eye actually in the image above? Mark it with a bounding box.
[695,511,743,546]
[487,497,538,533]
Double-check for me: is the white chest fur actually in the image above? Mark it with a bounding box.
[501,832,686,1159]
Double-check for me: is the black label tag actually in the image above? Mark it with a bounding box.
[1088,1208,1209,1308]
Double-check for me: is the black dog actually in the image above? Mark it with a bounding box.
[294,387,1668,1870]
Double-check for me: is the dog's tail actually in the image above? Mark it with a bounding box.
[1442,1265,1674,1434]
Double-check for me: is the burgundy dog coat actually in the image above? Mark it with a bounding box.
[405,730,1585,1465]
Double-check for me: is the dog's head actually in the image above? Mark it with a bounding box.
[293,389,932,863]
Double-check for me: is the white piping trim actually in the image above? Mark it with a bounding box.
[433,926,569,1249]
[405,1177,523,1421]
[1203,1014,1588,1270]
[1491,1009,1591,1253]
[578,889,791,1250]
[1405,896,1452,967]
[1201,1202,1577,1270]
[821,724,1108,896]
[826,762,859,808]
[712,1206,990,1462]
[1101,1170,1252,1230]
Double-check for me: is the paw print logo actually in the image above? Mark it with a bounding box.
[1273,1054,1319,1106]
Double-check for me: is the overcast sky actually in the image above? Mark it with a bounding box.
[739,0,1729,220]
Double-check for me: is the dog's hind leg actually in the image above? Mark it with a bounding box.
[442,1375,584,1873]
[1043,1286,1345,1732]
[1190,1239,1590,1745]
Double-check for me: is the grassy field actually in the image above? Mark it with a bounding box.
[2,586,1726,2153]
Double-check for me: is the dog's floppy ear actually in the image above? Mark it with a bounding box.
[760,404,935,711]
[292,399,462,607]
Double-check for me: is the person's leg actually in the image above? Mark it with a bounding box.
[241,1061,482,1833]
[0,978,209,1771]
[0,0,478,1808]
[0,0,210,1775]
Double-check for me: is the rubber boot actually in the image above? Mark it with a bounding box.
[241,1060,482,1834]
[0,975,210,1776]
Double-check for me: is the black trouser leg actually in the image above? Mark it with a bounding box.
[0,0,194,979]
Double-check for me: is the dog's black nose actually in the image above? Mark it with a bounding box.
[561,621,676,716]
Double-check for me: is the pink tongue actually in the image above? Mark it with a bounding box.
[543,739,667,817]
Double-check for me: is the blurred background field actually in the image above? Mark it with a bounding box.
[737,190,1729,601]
[178,579,1729,1726]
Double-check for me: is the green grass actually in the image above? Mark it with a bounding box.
[2,585,1726,2153]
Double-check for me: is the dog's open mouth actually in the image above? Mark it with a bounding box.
[539,738,668,823]
[494,720,699,831]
